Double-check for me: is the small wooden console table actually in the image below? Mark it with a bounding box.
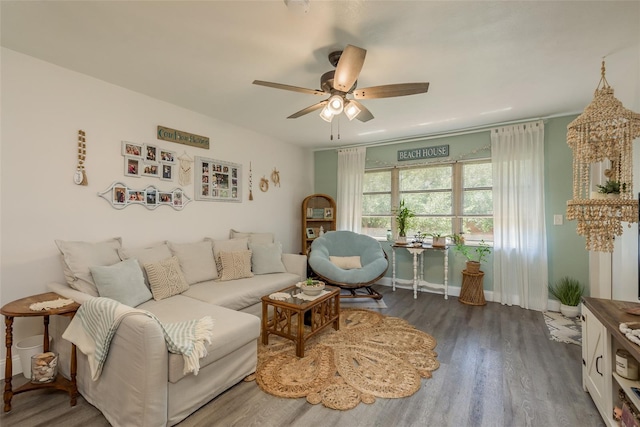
[391,244,449,299]
[1,292,80,412]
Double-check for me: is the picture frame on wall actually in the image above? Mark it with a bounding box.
[142,163,160,177]
[159,149,176,164]
[122,141,143,157]
[324,207,334,220]
[161,164,173,181]
[144,144,158,162]
[98,182,191,211]
[194,156,242,202]
[113,186,127,205]
[125,157,141,177]
[306,227,316,239]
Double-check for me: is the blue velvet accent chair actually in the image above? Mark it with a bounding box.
[308,230,388,299]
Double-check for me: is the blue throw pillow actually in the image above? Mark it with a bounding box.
[90,258,152,307]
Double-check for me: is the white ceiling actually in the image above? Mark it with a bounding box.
[2,1,639,149]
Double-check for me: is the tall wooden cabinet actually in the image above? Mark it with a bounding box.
[301,194,336,255]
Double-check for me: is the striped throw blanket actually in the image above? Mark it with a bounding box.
[63,297,214,381]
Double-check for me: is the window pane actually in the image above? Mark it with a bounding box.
[364,171,391,192]
[400,166,451,191]
[401,192,452,215]
[410,217,453,237]
[462,218,494,241]
[362,216,391,238]
[363,194,391,215]
[463,189,493,215]
[463,163,492,188]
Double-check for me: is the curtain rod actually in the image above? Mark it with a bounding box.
[314,112,576,152]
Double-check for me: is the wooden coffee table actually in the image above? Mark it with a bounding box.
[261,285,340,357]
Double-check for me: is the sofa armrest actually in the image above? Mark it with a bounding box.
[47,281,94,304]
[282,253,307,281]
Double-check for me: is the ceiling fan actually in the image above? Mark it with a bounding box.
[253,44,429,123]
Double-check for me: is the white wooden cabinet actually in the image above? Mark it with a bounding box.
[581,304,613,423]
[582,297,640,426]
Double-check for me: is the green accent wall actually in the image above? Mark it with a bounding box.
[313,115,589,296]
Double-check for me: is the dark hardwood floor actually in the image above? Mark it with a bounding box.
[1,285,604,427]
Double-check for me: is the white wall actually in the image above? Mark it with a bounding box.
[0,48,314,372]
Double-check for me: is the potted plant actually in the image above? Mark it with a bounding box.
[596,180,626,199]
[395,199,415,244]
[548,276,584,317]
[452,234,491,274]
[429,232,449,248]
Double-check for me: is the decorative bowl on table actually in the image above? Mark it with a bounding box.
[299,280,325,296]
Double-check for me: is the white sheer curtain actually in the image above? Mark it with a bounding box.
[491,120,548,310]
[336,147,366,232]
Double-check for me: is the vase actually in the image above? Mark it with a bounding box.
[560,303,580,318]
[465,261,481,274]
[432,237,446,248]
[396,236,407,245]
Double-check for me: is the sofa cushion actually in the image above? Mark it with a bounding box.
[167,240,217,284]
[137,295,260,383]
[55,237,123,296]
[209,238,249,275]
[90,258,152,307]
[118,243,172,288]
[144,256,190,300]
[229,229,274,245]
[218,250,253,281]
[250,242,286,274]
[182,272,299,311]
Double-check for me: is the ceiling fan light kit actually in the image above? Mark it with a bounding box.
[253,44,429,125]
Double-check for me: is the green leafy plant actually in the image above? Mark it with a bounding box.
[395,199,415,237]
[548,276,584,306]
[597,180,626,194]
[305,277,322,287]
[451,235,492,264]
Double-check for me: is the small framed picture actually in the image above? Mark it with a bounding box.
[306,227,316,239]
[161,164,173,181]
[142,163,159,177]
[145,188,157,206]
[306,207,314,218]
[113,186,127,205]
[122,141,143,157]
[144,144,158,162]
[125,157,141,177]
[159,149,176,164]
[159,192,173,204]
[128,190,145,203]
[324,207,334,220]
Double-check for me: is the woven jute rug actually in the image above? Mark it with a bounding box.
[245,309,439,410]
[543,311,582,346]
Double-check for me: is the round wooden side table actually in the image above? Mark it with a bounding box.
[1,292,80,412]
[459,270,486,306]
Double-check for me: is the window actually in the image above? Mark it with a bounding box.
[361,160,493,242]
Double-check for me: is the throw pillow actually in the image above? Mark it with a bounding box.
[144,256,190,300]
[90,259,152,307]
[218,250,254,281]
[209,237,249,275]
[250,242,286,274]
[167,240,217,285]
[229,229,274,245]
[330,256,362,270]
[55,237,123,296]
[118,243,173,288]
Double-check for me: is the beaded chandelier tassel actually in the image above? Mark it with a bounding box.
[566,61,640,252]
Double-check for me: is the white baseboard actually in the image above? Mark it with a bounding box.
[376,278,495,302]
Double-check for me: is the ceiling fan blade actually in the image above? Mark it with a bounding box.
[353,82,429,99]
[287,100,328,119]
[333,45,367,92]
[253,80,327,96]
[349,100,374,122]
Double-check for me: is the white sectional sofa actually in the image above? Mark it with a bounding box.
[47,231,306,427]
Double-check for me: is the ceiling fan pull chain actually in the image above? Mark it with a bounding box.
[337,117,340,140]
[330,121,334,140]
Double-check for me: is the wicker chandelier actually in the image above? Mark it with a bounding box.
[566,61,640,252]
